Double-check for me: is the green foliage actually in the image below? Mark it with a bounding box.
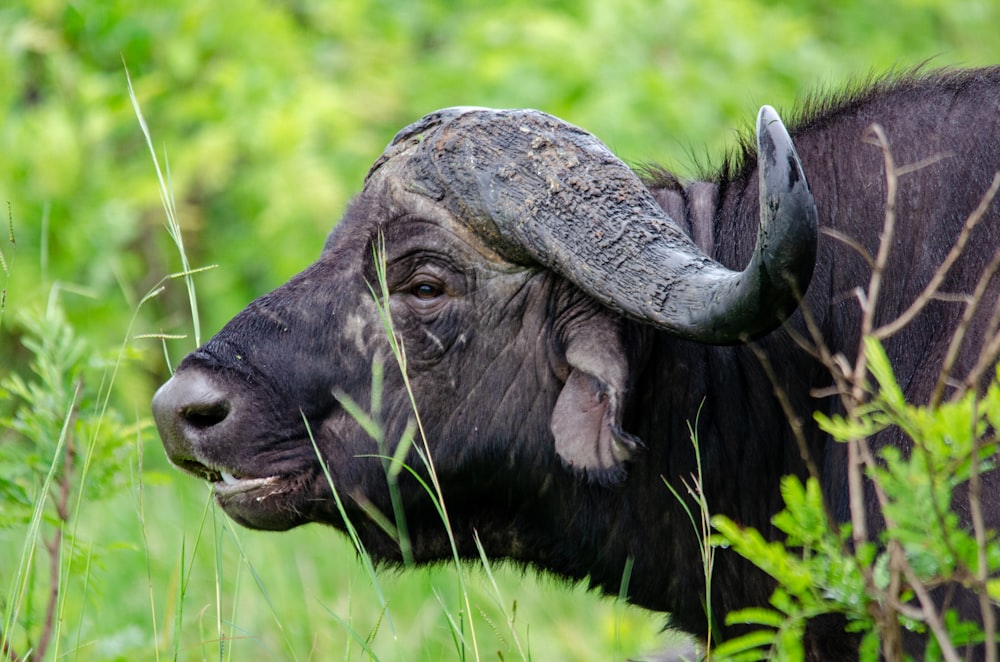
[712,338,1000,660]
[0,304,138,528]
[713,477,874,661]
[1,0,998,659]
[0,302,140,658]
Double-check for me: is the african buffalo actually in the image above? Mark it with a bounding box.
[152,67,1000,659]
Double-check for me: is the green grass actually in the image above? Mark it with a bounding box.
[2,470,672,660]
[0,367,674,660]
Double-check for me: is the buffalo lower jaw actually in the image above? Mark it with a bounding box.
[212,472,316,531]
[214,472,280,496]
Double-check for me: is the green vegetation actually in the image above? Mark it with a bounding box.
[1,1,998,659]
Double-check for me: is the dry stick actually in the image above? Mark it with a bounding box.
[749,345,822,484]
[852,128,906,658]
[780,238,890,568]
[35,412,75,662]
[842,124,900,657]
[804,130,992,660]
[876,171,1000,343]
[901,242,1000,628]
[844,124,901,640]
[967,395,999,662]
[822,228,875,268]
[876,176,1000,600]
[918,173,1000,406]
[847,125,900,545]
[857,126,966,662]
[933,251,1000,407]
[959,280,1000,398]
[959,281,1000,662]
[0,636,23,662]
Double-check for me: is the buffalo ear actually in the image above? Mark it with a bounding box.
[550,315,642,482]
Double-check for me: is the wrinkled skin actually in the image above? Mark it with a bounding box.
[154,68,1000,661]
[158,178,640,548]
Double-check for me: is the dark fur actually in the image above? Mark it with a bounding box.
[155,67,1000,660]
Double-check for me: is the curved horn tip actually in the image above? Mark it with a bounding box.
[757,104,783,130]
[756,106,798,175]
[756,103,813,215]
[751,103,818,335]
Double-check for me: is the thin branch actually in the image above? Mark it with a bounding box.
[967,397,998,662]
[844,124,899,557]
[748,345,824,487]
[958,308,1000,401]
[894,151,954,177]
[901,563,962,662]
[846,125,906,657]
[934,242,1000,405]
[35,391,77,662]
[858,124,898,340]
[875,172,1000,341]
[821,227,875,268]
[0,635,24,662]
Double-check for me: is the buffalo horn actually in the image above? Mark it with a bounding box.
[368,106,817,343]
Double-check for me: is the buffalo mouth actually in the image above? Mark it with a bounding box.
[215,471,281,497]
[173,457,285,498]
[169,457,311,530]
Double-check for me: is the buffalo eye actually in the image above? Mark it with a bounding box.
[409,279,444,301]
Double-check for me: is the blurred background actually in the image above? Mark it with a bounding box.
[1,0,997,659]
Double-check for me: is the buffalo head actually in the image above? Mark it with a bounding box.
[152,106,816,553]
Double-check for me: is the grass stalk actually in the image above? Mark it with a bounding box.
[0,203,13,333]
[304,414,395,637]
[125,62,203,348]
[368,234,482,660]
[664,406,715,655]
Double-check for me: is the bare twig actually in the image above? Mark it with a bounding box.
[875,172,1000,342]
[748,345,824,487]
[821,227,875,268]
[757,123,997,660]
[962,280,1000,400]
[0,635,24,662]
[845,124,900,564]
[35,387,78,662]
[967,397,998,662]
[847,125,946,659]
[901,562,963,662]
[934,242,1000,406]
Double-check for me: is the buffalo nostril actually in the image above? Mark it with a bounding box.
[181,400,230,429]
[152,369,234,459]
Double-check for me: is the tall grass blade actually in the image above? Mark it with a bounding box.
[219,516,297,660]
[473,532,528,661]
[210,496,226,661]
[0,203,12,332]
[433,586,470,659]
[304,414,396,637]
[133,427,162,662]
[320,603,384,662]
[369,234,481,660]
[124,62,203,348]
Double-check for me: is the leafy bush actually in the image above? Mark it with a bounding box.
[714,351,1000,659]
[1,304,140,660]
